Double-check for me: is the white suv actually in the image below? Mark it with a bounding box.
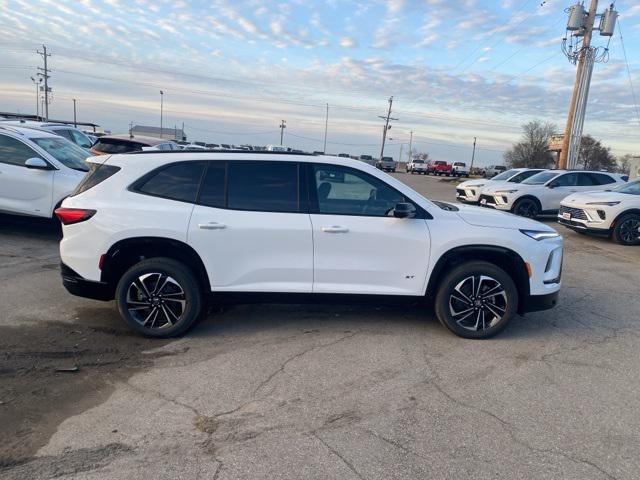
[57,152,563,339]
[558,178,640,245]
[480,170,627,218]
[456,168,544,204]
[0,125,89,218]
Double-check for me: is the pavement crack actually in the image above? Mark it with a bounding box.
[421,351,617,480]
[312,431,365,480]
[252,331,359,396]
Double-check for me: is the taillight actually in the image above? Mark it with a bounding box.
[54,208,96,225]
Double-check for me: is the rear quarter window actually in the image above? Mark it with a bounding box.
[133,162,205,203]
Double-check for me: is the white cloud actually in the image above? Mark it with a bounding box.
[340,37,357,48]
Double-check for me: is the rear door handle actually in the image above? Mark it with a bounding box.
[198,222,226,230]
[321,226,349,233]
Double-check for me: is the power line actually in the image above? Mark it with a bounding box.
[617,20,640,127]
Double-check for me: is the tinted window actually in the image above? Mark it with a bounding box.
[199,162,226,208]
[510,170,542,183]
[227,161,298,212]
[70,129,94,148]
[589,173,616,185]
[136,162,204,203]
[55,129,75,141]
[311,164,403,217]
[552,173,579,187]
[94,138,145,154]
[576,173,598,186]
[493,169,518,181]
[0,134,39,166]
[522,171,561,185]
[613,179,640,195]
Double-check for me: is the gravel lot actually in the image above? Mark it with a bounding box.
[1,172,639,479]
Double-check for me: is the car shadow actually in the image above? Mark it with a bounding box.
[0,213,61,241]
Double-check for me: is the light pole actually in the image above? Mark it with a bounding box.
[160,90,164,139]
[73,98,77,127]
[30,76,41,119]
[279,120,286,145]
[470,137,477,175]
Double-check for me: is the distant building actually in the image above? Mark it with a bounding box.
[131,125,186,141]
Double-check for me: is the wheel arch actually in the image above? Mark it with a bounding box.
[100,237,211,294]
[512,195,541,209]
[425,245,530,312]
[612,208,640,227]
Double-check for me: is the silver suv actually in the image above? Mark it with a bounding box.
[0,120,95,150]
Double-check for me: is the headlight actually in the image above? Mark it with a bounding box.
[520,229,560,241]
[495,189,518,194]
[585,201,620,206]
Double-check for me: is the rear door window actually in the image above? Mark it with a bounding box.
[588,173,616,185]
[135,162,205,203]
[198,162,226,208]
[226,161,299,212]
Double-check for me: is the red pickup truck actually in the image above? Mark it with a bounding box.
[427,160,452,176]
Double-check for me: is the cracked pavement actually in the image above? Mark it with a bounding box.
[1,174,639,479]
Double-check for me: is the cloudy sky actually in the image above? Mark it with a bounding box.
[1,0,639,165]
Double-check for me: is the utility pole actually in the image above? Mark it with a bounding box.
[129,121,133,139]
[279,120,286,145]
[470,137,477,174]
[378,96,398,160]
[323,103,329,154]
[558,1,617,169]
[73,99,77,127]
[37,45,51,121]
[159,90,164,139]
[408,130,413,164]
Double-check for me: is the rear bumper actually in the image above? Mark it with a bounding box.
[61,263,113,301]
[520,290,559,313]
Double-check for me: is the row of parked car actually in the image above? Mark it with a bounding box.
[455,168,638,245]
[407,159,470,177]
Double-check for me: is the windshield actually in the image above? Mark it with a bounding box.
[492,169,518,181]
[360,155,372,160]
[382,157,393,162]
[454,162,465,166]
[413,160,424,164]
[31,137,89,171]
[612,179,640,195]
[435,161,446,165]
[521,171,560,185]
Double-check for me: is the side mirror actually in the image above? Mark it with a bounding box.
[393,202,416,218]
[25,157,51,170]
[547,182,556,189]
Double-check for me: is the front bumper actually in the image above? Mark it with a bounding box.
[520,290,559,313]
[61,263,114,301]
[557,217,611,236]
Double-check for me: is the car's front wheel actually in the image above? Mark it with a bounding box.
[613,213,640,245]
[115,257,203,337]
[434,261,518,339]
[512,198,539,218]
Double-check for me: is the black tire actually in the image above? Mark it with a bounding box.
[512,197,540,219]
[434,261,519,339]
[612,213,640,245]
[115,257,203,338]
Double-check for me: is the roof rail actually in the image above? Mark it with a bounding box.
[129,149,316,156]
[0,125,25,135]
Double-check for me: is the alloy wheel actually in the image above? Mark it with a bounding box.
[515,200,537,218]
[449,275,508,331]
[619,218,640,244]
[125,273,186,330]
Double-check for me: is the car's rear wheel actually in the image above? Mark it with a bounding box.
[512,198,539,218]
[613,213,640,245]
[115,257,203,337]
[434,261,518,339]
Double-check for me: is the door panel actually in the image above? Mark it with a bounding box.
[310,214,430,295]
[0,135,54,216]
[189,206,313,292]
[308,163,431,295]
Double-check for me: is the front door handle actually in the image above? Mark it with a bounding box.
[321,226,349,233]
[198,222,226,230]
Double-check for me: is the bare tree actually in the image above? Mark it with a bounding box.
[414,152,430,161]
[504,120,557,168]
[617,154,634,175]
[577,135,616,171]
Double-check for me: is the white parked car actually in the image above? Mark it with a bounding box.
[407,158,429,174]
[480,170,627,218]
[558,178,640,245]
[56,152,563,339]
[0,125,89,218]
[451,162,469,177]
[0,120,95,150]
[456,168,545,204]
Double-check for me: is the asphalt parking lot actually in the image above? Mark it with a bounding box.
[1,172,639,480]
